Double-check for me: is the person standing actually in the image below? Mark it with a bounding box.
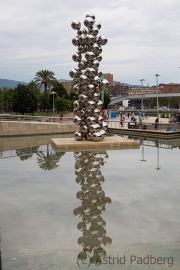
[155,117,159,129]
[60,112,63,123]
[120,116,124,127]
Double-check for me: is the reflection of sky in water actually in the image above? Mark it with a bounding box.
[0,144,180,269]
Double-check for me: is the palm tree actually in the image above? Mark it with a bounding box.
[34,70,57,111]
[37,144,65,171]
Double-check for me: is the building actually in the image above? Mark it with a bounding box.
[159,83,180,93]
[108,85,129,96]
[59,80,72,95]
[104,73,113,86]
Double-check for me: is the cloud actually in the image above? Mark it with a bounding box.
[0,0,180,84]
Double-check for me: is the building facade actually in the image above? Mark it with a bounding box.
[108,85,129,96]
[59,81,72,94]
[159,83,180,93]
[104,73,113,86]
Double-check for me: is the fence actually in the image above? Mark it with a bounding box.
[0,114,74,124]
[107,120,180,133]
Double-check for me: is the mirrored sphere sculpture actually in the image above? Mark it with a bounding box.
[71,13,109,141]
[74,151,112,265]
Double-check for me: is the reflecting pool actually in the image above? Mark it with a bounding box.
[0,136,180,269]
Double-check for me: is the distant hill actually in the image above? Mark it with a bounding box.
[0,79,28,89]
[58,79,73,82]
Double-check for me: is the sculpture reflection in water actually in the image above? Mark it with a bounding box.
[70,13,109,142]
[73,151,112,266]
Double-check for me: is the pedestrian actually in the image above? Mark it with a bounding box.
[120,116,124,127]
[60,112,63,123]
[145,112,148,120]
[155,117,159,129]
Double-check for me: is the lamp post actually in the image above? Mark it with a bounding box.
[155,74,160,117]
[139,79,145,113]
[49,91,57,114]
[140,143,147,162]
[1,90,3,112]
[155,143,161,170]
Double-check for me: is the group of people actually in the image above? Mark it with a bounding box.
[169,115,180,123]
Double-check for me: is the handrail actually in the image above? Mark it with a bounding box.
[107,120,180,133]
[0,115,74,124]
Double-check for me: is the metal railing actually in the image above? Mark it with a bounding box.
[0,114,74,124]
[107,120,180,133]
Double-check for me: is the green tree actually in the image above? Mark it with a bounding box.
[0,88,14,112]
[13,84,38,114]
[55,96,73,112]
[34,69,57,111]
[69,90,78,100]
[28,80,41,99]
[103,90,111,109]
[52,81,69,98]
[16,148,33,161]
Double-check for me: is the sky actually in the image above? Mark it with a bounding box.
[1,0,180,86]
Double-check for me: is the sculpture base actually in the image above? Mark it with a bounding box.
[51,136,139,152]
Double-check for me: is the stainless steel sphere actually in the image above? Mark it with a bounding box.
[92,132,103,142]
[85,13,95,20]
[96,100,103,110]
[94,21,101,30]
[78,60,87,70]
[93,93,100,102]
[102,121,108,131]
[96,55,102,62]
[97,115,103,125]
[72,36,79,46]
[93,108,100,118]
[97,35,108,46]
[99,130,106,139]
[85,52,95,61]
[101,79,109,89]
[93,76,100,86]
[74,116,82,125]
[71,20,81,30]
[74,131,83,141]
[84,17,94,28]
[79,94,88,103]
[69,68,78,78]
[72,52,81,62]
[73,100,81,109]
[81,125,88,134]
[89,124,101,133]
[87,100,96,110]
[77,28,87,35]
[79,75,88,85]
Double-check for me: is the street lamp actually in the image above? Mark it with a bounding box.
[155,143,161,170]
[49,91,57,114]
[154,74,160,117]
[139,79,145,113]
[140,143,147,162]
[1,90,3,112]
